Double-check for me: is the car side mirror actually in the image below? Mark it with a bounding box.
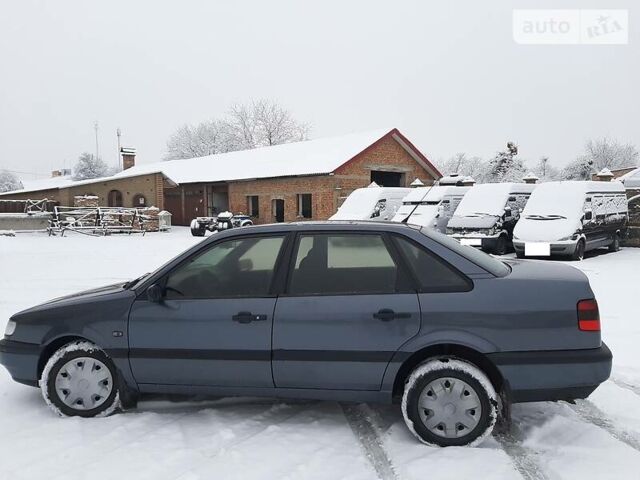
[147,284,164,303]
[584,210,593,221]
[504,206,512,218]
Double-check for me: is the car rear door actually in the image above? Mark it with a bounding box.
[128,234,287,388]
[272,232,420,391]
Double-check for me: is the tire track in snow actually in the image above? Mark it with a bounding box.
[493,427,551,480]
[341,403,399,480]
[610,377,640,397]
[570,400,640,453]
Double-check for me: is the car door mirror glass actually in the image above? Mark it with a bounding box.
[147,284,164,303]
[584,210,593,221]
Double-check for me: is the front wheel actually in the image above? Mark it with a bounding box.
[401,358,498,447]
[571,239,586,261]
[190,219,205,237]
[492,235,508,256]
[609,233,621,252]
[41,341,121,417]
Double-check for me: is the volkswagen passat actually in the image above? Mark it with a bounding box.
[0,221,612,447]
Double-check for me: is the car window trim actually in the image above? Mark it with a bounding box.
[138,232,288,301]
[281,230,413,298]
[390,233,474,294]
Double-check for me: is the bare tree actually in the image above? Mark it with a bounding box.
[562,138,639,180]
[436,153,492,183]
[73,152,109,180]
[532,157,560,181]
[165,120,233,160]
[164,99,310,160]
[0,170,23,192]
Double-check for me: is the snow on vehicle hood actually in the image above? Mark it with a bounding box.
[514,217,581,242]
[447,214,498,230]
[330,189,381,220]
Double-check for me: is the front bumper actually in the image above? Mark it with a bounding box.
[513,239,578,257]
[487,343,612,403]
[0,338,42,387]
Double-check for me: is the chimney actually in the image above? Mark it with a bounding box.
[596,168,614,182]
[522,172,539,184]
[121,147,136,170]
[51,170,61,177]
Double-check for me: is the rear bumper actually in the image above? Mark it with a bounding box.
[487,343,612,403]
[513,239,578,257]
[0,338,41,387]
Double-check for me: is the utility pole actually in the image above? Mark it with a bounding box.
[116,127,122,171]
[94,121,100,161]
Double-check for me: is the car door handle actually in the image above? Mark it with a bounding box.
[232,312,267,324]
[373,309,411,321]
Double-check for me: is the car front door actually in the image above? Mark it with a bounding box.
[128,234,287,388]
[272,232,420,391]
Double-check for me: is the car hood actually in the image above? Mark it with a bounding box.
[448,215,498,230]
[514,218,581,242]
[16,282,128,315]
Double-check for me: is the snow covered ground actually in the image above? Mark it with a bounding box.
[1,228,639,480]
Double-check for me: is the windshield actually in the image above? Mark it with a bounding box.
[453,185,513,217]
[522,184,584,219]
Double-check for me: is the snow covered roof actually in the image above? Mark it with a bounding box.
[0,175,76,196]
[113,128,440,185]
[619,168,640,189]
[0,128,440,197]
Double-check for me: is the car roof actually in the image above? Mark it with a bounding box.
[214,220,419,236]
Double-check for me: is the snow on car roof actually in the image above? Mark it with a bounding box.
[619,167,640,189]
[454,183,535,217]
[402,185,468,203]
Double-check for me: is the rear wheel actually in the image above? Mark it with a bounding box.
[571,239,586,261]
[41,341,121,417]
[609,233,621,252]
[401,358,497,447]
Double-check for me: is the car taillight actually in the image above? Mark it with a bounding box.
[577,299,600,331]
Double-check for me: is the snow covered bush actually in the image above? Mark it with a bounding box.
[73,153,109,180]
[0,170,23,192]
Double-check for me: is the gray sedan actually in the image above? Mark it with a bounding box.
[0,221,611,447]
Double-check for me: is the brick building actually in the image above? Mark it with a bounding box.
[0,128,441,225]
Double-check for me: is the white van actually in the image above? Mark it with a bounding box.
[330,187,412,221]
[513,181,628,260]
[446,183,536,255]
[392,186,470,232]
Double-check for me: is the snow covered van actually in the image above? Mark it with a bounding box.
[513,181,628,260]
[330,187,411,221]
[391,185,470,232]
[446,183,536,255]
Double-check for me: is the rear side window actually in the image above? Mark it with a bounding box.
[418,227,510,277]
[288,234,399,295]
[393,236,471,292]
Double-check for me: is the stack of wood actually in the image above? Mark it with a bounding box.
[73,196,99,208]
[137,207,160,232]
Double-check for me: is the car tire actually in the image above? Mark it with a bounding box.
[609,233,621,252]
[572,239,586,261]
[493,235,508,256]
[41,341,122,418]
[190,220,205,237]
[401,358,498,447]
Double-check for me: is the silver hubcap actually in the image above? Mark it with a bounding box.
[418,377,482,438]
[55,357,113,410]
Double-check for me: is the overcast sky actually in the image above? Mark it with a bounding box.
[1,0,638,180]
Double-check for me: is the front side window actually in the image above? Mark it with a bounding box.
[165,236,284,299]
[289,234,399,295]
[393,236,471,292]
